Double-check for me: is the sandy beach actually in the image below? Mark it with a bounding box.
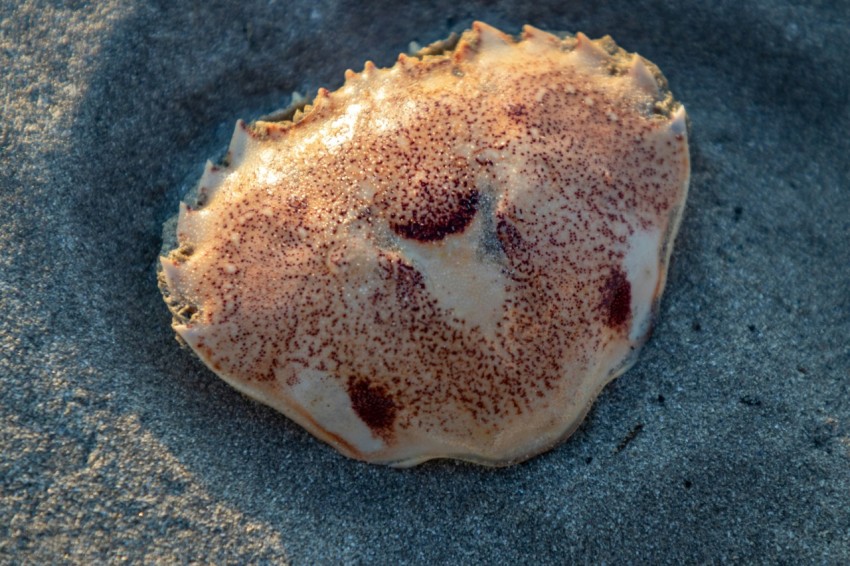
[1,1,848,562]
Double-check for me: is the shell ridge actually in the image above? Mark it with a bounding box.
[628,56,661,99]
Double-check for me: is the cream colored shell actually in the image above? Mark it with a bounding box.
[160,22,690,466]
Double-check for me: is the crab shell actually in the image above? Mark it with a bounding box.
[159,22,690,467]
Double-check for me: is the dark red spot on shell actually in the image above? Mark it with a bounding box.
[600,267,631,328]
[390,188,479,242]
[347,377,397,432]
[496,217,525,256]
[496,215,535,280]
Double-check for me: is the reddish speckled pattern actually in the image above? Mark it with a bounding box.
[160,22,690,466]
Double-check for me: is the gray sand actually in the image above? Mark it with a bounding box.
[1,1,848,563]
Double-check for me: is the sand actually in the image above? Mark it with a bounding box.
[1,1,848,563]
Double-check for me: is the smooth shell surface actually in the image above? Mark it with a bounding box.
[159,22,690,466]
